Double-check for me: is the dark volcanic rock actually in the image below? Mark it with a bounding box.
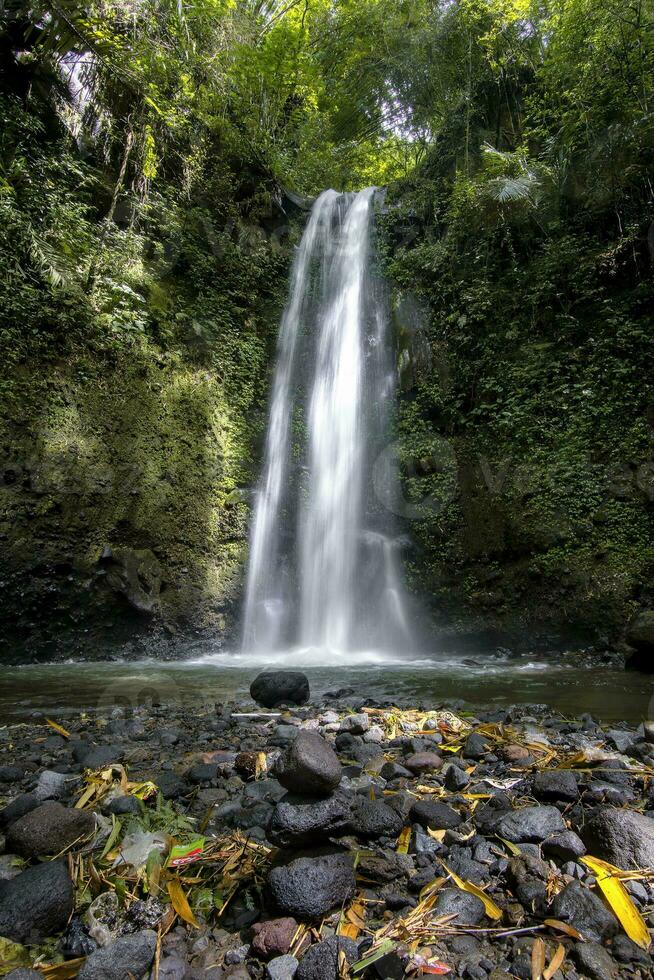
[6,801,96,857]
[350,798,403,839]
[496,805,565,843]
[409,799,462,830]
[0,859,74,943]
[572,943,619,980]
[251,917,299,959]
[549,880,619,942]
[434,887,485,925]
[268,794,352,848]
[581,806,654,868]
[275,732,342,797]
[268,853,356,918]
[251,671,310,708]
[0,793,41,831]
[77,929,157,980]
[542,830,586,861]
[296,936,359,980]
[531,769,578,802]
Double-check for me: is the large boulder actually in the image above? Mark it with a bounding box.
[251,671,310,708]
[626,610,654,671]
[268,794,352,848]
[77,930,157,980]
[275,732,342,797]
[581,807,654,869]
[6,801,96,857]
[0,859,74,943]
[268,853,356,919]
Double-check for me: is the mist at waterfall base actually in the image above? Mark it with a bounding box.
[241,187,420,666]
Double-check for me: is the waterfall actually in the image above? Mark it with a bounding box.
[242,188,412,655]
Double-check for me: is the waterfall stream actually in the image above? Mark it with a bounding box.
[242,188,411,656]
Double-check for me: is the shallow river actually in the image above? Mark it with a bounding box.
[1,648,653,724]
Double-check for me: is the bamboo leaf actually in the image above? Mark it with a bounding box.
[351,939,396,974]
[168,877,200,928]
[442,864,502,921]
[396,826,411,854]
[581,856,650,949]
[46,717,71,739]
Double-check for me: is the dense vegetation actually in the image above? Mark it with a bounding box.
[0,0,652,658]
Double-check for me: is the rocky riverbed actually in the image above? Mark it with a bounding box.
[1,670,654,979]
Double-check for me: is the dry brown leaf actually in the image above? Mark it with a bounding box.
[543,943,565,980]
[531,937,545,979]
[544,918,584,941]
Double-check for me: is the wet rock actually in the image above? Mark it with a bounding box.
[6,801,96,857]
[434,887,485,925]
[403,752,442,775]
[572,942,619,980]
[251,671,310,708]
[350,798,403,838]
[266,954,299,980]
[542,830,586,861]
[268,794,352,848]
[77,929,157,980]
[0,765,23,782]
[531,770,578,802]
[251,917,299,959]
[188,762,218,784]
[549,880,619,942]
[268,853,356,918]
[275,733,342,797]
[582,806,654,868]
[296,936,359,980]
[410,799,462,830]
[0,859,74,943]
[496,805,565,843]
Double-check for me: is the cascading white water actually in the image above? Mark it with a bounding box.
[242,187,412,656]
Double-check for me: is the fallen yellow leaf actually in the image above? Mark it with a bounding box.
[443,864,502,920]
[581,856,650,949]
[45,718,70,739]
[396,826,411,854]
[531,936,545,979]
[167,878,200,929]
